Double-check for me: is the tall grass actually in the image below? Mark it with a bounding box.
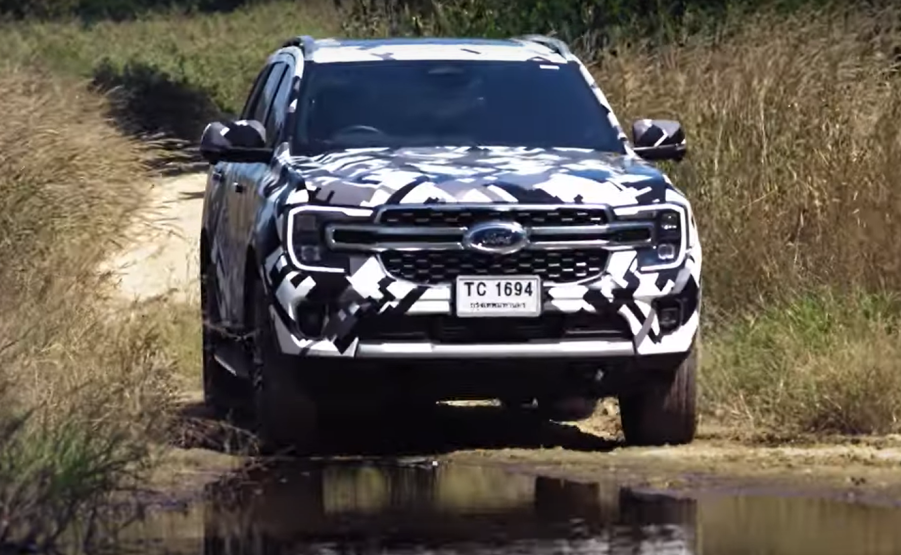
[5,0,901,448]
[0,4,339,548]
[597,7,901,314]
[0,0,339,141]
[0,5,335,549]
[590,7,901,433]
[702,291,901,434]
[0,69,178,551]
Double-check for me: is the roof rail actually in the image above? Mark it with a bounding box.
[513,34,572,58]
[281,35,318,59]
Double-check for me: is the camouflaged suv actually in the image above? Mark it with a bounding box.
[198,34,702,450]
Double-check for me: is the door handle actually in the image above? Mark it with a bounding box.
[211,167,225,184]
[232,181,246,194]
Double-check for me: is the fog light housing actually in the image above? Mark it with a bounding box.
[299,245,322,263]
[296,301,327,338]
[657,243,677,261]
[655,298,683,333]
[659,308,680,331]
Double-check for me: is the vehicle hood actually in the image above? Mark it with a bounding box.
[286,146,677,208]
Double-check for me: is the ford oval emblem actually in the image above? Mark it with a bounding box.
[462,220,530,255]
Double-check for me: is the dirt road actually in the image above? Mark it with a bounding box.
[102,171,206,303]
[106,172,901,511]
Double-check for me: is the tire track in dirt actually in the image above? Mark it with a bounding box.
[102,172,207,302]
[101,169,901,505]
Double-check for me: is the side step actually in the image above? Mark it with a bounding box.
[213,343,253,379]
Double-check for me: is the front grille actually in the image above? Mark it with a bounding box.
[381,249,608,285]
[356,312,631,344]
[352,205,627,285]
[379,206,609,228]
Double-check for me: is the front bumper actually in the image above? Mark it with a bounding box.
[353,339,637,358]
[263,244,701,360]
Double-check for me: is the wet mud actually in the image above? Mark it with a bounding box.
[92,169,901,555]
[170,399,618,457]
[116,400,901,555]
[119,458,901,555]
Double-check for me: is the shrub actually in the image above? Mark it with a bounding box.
[0,0,261,21]
[593,6,901,433]
[595,6,901,315]
[338,0,853,50]
[341,1,901,433]
[92,57,224,140]
[0,0,339,140]
[0,68,177,552]
[702,291,901,434]
[4,0,901,446]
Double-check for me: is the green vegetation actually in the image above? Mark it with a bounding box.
[703,292,901,434]
[340,0,845,50]
[590,6,901,433]
[0,0,258,21]
[2,5,901,547]
[354,0,901,434]
[0,1,338,140]
[0,69,183,550]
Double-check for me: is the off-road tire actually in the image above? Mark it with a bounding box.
[201,266,245,417]
[618,346,697,446]
[498,397,534,412]
[535,396,599,422]
[387,399,436,415]
[250,276,318,454]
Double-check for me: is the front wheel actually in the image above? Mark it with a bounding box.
[249,276,318,453]
[535,396,598,422]
[618,346,697,446]
[201,265,246,417]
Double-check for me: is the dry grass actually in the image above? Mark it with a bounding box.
[701,291,901,434]
[597,7,901,315]
[0,0,340,128]
[335,3,901,435]
[0,68,182,551]
[2,13,901,546]
[25,2,897,438]
[594,7,901,433]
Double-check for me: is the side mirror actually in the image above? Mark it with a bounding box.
[631,119,687,162]
[199,119,273,164]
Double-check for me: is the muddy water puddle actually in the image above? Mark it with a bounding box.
[117,460,901,555]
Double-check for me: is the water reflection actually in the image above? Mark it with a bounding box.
[202,462,696,554]
[119,461,901,555]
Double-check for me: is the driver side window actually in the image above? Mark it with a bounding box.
[240,65,275,121]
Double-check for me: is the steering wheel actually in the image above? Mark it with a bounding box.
[333,124,386,137]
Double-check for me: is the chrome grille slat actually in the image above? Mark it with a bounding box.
[379,205,610,228]
[325,204,648,285]
[325,224,654,252]
[381,249,609,285]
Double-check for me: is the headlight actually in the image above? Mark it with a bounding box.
[614,204,687,271]
[653,209,682,262]
[285,206,373,273]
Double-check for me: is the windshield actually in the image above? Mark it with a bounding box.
[293,60,626,155]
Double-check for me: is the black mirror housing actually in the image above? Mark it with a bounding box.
[631,119,687,162]
[199,119,273,164]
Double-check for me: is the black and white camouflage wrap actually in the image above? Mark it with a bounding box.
[257,146,701,359]
[208,38,702,361]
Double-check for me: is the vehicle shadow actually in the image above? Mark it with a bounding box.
[178,190,207,201]
[169,399,620,459]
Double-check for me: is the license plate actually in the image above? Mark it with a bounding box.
[455,276,541,318]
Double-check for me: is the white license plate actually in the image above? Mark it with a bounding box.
[454,276,541,318]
